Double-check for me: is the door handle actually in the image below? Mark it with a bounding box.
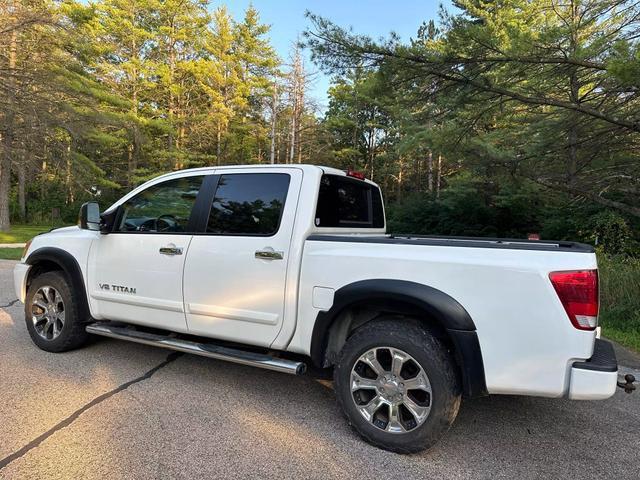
[159,246,183,256]
[255,248,284,260]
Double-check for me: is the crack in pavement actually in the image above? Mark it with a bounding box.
[0,299,19,308]
[0,351,183,471]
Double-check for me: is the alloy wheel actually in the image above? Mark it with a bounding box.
[31,286,65,341]
[350,347,432,433]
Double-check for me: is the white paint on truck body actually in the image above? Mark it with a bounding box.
[292,238,597,398]
[14,164,614,401]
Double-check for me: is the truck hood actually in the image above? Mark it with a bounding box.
[47,226,80,235]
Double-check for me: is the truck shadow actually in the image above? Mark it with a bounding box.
[155,352,638,472]
[3,327,638,479]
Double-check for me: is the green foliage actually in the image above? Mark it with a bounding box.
[608,41,640,88]
[598,253,640,352]
[0,248,24,260]
[387,173,545,237]
[0,225,55,244]
[307,0,640,224]
[386,170,640,252]
[589,212,634,256]
[4,0,640,255]
[3,0,287,226]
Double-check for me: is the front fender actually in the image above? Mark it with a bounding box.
[25,247,91,322]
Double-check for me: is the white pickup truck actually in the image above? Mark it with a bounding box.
[14,164,622,453]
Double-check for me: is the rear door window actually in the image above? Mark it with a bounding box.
[315,174,384,228]
[207,173,290,236]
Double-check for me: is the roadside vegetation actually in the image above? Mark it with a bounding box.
[0,248,23,261]
[0,224,65,260]
[0,224,53,244]
[599,254,640,353]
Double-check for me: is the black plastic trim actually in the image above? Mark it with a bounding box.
[189,174,219,233]
[25,247,91,322]
[573,338,618,373]
[307,234,594,253]
[446,329,488,397]
[310,279,488,397]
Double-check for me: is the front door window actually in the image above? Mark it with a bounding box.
[117,176,204,233]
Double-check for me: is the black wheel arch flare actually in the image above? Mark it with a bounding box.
[25,247,91,323]
[310,279,488,398]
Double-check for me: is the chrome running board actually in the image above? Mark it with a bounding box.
[86,322,306,375]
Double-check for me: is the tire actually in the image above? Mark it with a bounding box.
[24,270,89,352]
[334,318,461,454]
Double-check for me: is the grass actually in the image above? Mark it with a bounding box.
[0,224,55,244]
[598,253,640,353]
[0,247,24,260]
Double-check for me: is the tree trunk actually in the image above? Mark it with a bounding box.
[128,27,139,186]
[127,143,136,187]
[566,0,579,185]
[167,23,176,152]
[436,154,442,199]
[397,158,403,201]
[40,144,47,201]
[0,135,12,231]
[297,75,304,164]
[368,128,375,180]
[289,112,296,164]
[270,85,277,164]
[567,121,578,184]
[216,121,222,165]
[65,139,74,204]
[289,48,304,164]
[427,149,434,193]
[0,28,17,231]
[297,126,303,164]
[17,159,26,221]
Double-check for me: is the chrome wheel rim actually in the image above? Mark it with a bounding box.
[350,347,432,434]
[31,286,65,341]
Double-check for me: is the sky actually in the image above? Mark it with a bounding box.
[224,0,453,110]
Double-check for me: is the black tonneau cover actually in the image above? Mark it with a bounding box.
[307,234,595,253]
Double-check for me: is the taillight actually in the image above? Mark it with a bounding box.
[549,270,598,330]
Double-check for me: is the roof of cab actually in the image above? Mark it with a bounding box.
[152,164,378,186]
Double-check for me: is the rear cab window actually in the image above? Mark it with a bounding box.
[315,174,384,228]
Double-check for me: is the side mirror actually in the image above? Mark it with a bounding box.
[78,202,101,231]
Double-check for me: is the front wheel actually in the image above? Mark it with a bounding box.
[25,271,89,352]
[334,319,461,453]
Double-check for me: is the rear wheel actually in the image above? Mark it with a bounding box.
[25,271,89,352]
[334,318,461,453]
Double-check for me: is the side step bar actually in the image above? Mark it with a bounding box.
[86,323,306,375]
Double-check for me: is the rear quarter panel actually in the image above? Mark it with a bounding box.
[291,240,598,398]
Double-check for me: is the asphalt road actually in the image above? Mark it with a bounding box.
[1,260,639,480]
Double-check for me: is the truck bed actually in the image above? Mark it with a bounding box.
[307,234,594,253]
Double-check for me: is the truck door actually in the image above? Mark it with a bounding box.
[183,168,302,347]
[88,173,207,332]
